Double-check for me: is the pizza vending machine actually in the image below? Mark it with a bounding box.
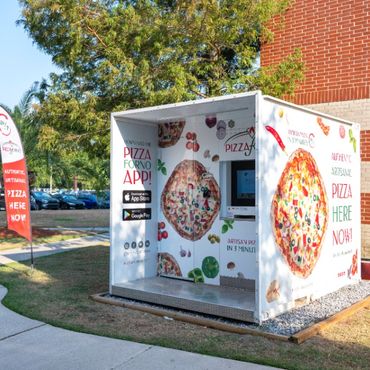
[110,91,361,323]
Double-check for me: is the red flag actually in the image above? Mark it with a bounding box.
[0,108,32,242]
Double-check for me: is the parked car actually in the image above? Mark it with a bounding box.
[77,193,98,209]
[30,195,39,210]
[53,194,85,209]
[97,191,110,209]
[0,192,5,211]
[31,191,60,210]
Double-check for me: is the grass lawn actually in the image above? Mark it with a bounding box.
[0,246,369,370]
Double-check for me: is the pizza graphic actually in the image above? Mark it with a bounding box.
[161,160,220,241]
[157,252,182,277]
[158,120,185,148]
[271,149,328,278]
[266,280,280,303]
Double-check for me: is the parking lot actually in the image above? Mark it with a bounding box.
[0,209,109,229]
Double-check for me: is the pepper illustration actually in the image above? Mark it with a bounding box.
[202,256,220,278]
[349,129,357,153]
[316,117,330,136]
[188,268,204,283]
[265,125,287,154]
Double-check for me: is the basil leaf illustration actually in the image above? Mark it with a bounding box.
[157,159,163,170]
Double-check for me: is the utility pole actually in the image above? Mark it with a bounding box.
[48,153,53,193]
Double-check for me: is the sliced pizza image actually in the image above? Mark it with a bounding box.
[161,160,220,241]
[266,280,280,303]
[158,120,185,148]
[271,149,328,278]
[157,252,182,277]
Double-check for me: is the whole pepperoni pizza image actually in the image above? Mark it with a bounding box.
[161,160,220,241]
[271,149,328,278]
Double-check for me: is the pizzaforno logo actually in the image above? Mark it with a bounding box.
[2,141,21,155]
[224,127,255,157]
[0,114,12,137]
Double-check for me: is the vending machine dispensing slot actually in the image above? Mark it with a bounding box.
[220,160,256,219]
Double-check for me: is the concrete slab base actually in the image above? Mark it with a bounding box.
[112,277,256,322]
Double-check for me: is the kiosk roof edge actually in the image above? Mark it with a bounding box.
[112,91,261,122]
[111,91,360,128]
[263,95,359,128]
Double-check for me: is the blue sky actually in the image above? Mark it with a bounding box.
[0,2,59,110]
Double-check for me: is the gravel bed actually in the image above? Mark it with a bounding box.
[259,280,370,336]
[104,280,370,337]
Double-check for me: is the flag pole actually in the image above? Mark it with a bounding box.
[30,241,34,270]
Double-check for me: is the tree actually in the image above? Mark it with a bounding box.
[18,0,304,155]
[6,84,110,190]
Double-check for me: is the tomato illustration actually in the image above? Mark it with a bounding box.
[339,125,345,139]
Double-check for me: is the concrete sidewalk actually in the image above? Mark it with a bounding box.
[0,234,280,369]
[0,286,279,370]
[0,233,110,265]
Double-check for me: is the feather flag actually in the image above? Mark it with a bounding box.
[0,107,32,242]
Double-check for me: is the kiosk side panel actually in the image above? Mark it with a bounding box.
[217,105,258,288]
[157,117,196,281]
[110,118,158,285]
[258,98,361,320]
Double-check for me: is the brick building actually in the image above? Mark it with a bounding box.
[261,0,370,259]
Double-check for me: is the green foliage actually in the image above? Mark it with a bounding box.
[18,0,304,155]
[4,83,109,190]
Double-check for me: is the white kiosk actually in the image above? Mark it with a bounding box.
[110,91,361,323]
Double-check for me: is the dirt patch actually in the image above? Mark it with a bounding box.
[0,227,95,239]
[1,227,59,239]
[0,227,97,251]
[0,209,109,228]
[318,307,370,347]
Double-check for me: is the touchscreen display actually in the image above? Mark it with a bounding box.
[231,161,255,207]
[236,169,255,199]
